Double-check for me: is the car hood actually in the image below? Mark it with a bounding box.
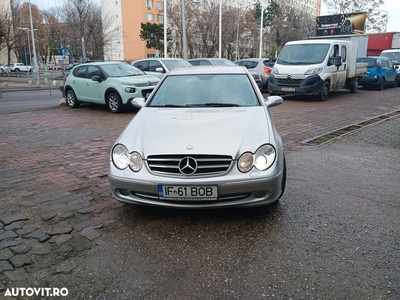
[117,107,272,158]
[110,74,159,84]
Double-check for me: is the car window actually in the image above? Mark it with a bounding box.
[189,60,200,66]
[134,61,150,72]
[381,52,400,64]
[87,66,101,78]
[149,60,163,71]
[357,58,377,68]
[210,59,235,66]
[199,60,212,66]
[236,61,258,69]
[381,59,389,68]
[161,60,192,71]
[74,66,87,78]
[101,63,146,77]
[148,74,259,107]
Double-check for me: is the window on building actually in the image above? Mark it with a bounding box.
[157,2,164,10]
[146,0,153,8]
[146,13,154,21]
[157,15,164,23]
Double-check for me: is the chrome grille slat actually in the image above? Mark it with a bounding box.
[147,154,232,176]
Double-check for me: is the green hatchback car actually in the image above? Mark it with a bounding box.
[64,62,160,113]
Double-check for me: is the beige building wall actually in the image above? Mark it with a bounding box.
[102,0,164,62]
[0,0,16,64]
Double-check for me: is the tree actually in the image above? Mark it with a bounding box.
[139,22,168,53]
[324,0,387,32]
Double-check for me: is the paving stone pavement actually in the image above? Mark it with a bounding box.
[0,87,399,298]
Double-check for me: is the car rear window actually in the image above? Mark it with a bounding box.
[357,57,377,68]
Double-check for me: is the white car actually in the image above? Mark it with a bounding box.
[132,58,193,79]
[10,63,32,72]
[109,65,286,209]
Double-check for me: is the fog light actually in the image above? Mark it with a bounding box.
[253,191,266,198]
[119,189,130,196]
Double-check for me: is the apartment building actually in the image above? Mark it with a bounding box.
[101,0,319,61]
[0,0,16,64]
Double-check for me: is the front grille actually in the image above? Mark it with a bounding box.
[141,89,154,98]
[136,81,159,87]
[147,154,232,176]
[277,78,302,85]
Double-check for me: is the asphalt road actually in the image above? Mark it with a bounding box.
[0,87,399,299]
[0,90,62,114]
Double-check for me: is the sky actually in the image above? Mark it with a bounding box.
[32,0,400,32]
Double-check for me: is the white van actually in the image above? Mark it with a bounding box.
[380,49,400,67]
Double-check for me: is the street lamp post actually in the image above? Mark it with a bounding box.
[28,0,40,87]
[259,4,264,58]
[164,0,168,58]
[181,0,200,60]
[218,0,222,58]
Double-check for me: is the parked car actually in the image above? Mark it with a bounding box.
[188,58,262,89]
[10,63,32,72]
[357,56,398,90]
[0,63,11,72]
[108,65,286,208]
[380,49,400,85]
[132,58,192,79]
[64,62,160,113]
[47,64,63,70]
[234,58,274,90]
[65,63,80,70]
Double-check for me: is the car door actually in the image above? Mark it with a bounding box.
[384,58,396,83]
[70,65,89,101]
[85,65,104,103]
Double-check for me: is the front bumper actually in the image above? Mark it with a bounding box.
[108,159,285,209]
[268,74,323,96]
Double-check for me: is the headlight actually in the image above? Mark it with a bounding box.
[238,144,276,173]
[254,144,276,171]
[272,67,279,75]
[112,144,143,172]
[129,151,143,172]
[304,67,323,75]
[238,152,253,173]
[124,87,136,93]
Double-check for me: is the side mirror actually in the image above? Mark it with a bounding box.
[265,95,283,108]
[131,97,146,108]
[155,67,164,73]
[333,55,342,67]
[91,75,101,82]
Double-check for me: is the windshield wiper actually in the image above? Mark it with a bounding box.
[202,103,242,107]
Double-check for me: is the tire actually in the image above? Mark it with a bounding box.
[107,92,123,113]
[15,68,20,73]
[66,89,80,108]
[378,78,385,90]
[317,81,329,101]
[349,78,359,93]
[278,156,287,200]
[392,76,398,88]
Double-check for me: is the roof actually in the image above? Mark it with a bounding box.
[167,65,249,76]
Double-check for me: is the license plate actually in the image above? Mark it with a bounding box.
[281,87,296,92]
[158,185,218,200]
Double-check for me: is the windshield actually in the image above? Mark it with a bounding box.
[162,60,192,71]
[277,43,330,65]
[357,57,377,68]
[148,74,259,107]
[101,63,146,77]
[210,59,235,66]
[380,52,400,64]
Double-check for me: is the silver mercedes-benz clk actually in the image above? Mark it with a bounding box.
[108,65,286,209]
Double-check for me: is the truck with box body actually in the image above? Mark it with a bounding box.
[268,36,368,101]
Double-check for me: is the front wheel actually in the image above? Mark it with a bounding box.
[317,81,329,101]
[107,92,123,113]
[392,76,398,88]
[378,78,385,90]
